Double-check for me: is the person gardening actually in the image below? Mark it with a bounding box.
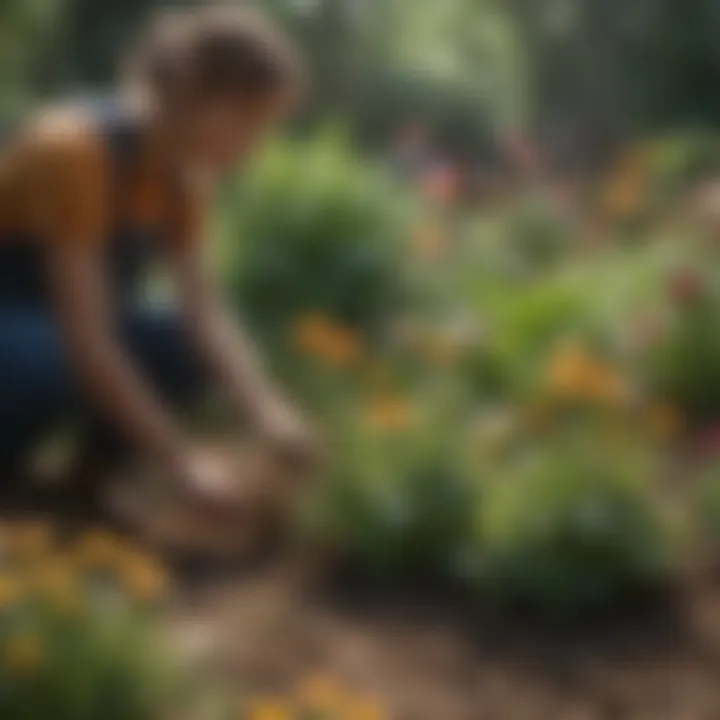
[0,5,317,514]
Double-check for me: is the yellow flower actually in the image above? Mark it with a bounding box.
[545,342,627,405]
[364,397,415,432]
[324,326,363,368]
[51,585,84,617]
[295,673,346,711]
[602,148,646,217]
[74,530,127,569]
[0,573,24,606]
[26,556,83,615]
[245,697,291,720]
[546,342,594,396]
[4,634,42,675]
[294,314,363,368]
[295,313,333,355]
[348,698,388,720]
[26,555,76,595]
[120,552,169,602]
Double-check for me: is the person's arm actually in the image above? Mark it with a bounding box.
[46,243,189,476]
[169,239,317,468]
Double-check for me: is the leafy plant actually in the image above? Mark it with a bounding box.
[503,192,574,272]
[307,392,478,583]
[221,130,413,342]
[475,433,678,616]
[643,270,720,420]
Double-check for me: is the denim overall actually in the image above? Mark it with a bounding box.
[0,101,203,467]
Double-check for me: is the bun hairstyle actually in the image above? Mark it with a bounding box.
[124,5,306,105]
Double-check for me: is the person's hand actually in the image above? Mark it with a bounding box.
[253,396,320,477]
[162,447,250,520]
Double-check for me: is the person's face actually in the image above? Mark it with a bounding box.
[174,91,290,184]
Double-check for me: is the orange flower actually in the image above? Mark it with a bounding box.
[245,697,291,720]
[545,342,627,404]
[74,529,126,568]
[365,397,415,432]
[0,573,23,606]
[603,148,646,217]
[294,314,363,367]
[26,555,76,597]
[4,634,42,675]
[324,326,363,367]
[295,673,346,711]
[546,342,595,397]
[120,552,169,602]
[348,698,388,720]
[295,313,334,356]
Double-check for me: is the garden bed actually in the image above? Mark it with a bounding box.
[172,551,720,720]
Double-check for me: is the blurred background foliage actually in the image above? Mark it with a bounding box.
[6,0,720,165]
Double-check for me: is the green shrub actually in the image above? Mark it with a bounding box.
[693,466,720,551]
[643,274,720,420]
[502,193,573,272]
[473,274,593,400]
[644,130,720,201]
[307,396,478,582]
[220,130,412,341]
[475,434,677,616]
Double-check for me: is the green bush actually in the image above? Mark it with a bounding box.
[220,130,412,341]
[475,434,677,616]
[307,396,478,582]
[644,130,720,201]
[502,193,573,272]
[692,466,720,551]
[644,274,720,420]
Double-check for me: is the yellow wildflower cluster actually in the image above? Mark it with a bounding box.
[0,522,171,679]
[4,634,43,676]
[244,673,387,720]
[295,313,363,368]
[602,148,647,218]
[364,396,415,432]
[0,523,170,613]
[545,341,628,405]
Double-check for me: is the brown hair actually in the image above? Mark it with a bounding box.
[125,5,305,105]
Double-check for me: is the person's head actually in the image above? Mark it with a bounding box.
[124,5,306,180]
